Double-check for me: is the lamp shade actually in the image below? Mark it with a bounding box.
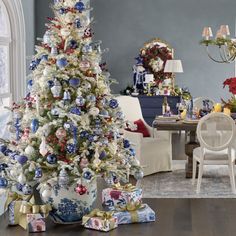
[202,27,213,38]
[164,60,183,73]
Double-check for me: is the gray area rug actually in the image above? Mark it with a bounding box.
[137,161,236,198]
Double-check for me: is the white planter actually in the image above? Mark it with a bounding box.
[41,179,97,224]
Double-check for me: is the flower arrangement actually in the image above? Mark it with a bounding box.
[222,77,236,112]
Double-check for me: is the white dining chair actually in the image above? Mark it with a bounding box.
[192,112,236,194]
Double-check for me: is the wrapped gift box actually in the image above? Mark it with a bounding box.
[102,184,142,210]
[27,214,46,233]
[8,200,24,225]
[113,204,155,224]
[83,210,118,232]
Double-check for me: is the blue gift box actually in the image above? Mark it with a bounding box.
[113,204,156,224]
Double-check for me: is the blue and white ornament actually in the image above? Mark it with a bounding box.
[63,122,71,130]
[51,79,62,98]
[0,177,8,188]
[51,47,58,55]
[22,184,33,195]
[51,107,60,116]
[75,18,81,28]
[43,30,52,45]
[56,57,68,69]
[123,139,130,149]
[58,169,70,188]
[35,167,43,178]
[80,130,89,138]
[74,1,85,11]
[46,154,57,165]
[59,7,66,14]
[99,110,109,117]
[0,163,8,171]
[67,143,77,154]
[31,118,39,133]
[134,170,144,180]
[82,44,93,53]
[47,80,54,88]
[86,94,96,103]
[75,96,85,106]
[69,40,78,49]
[83,170,93,180]
[99,150,107,160]
[0,144,7,154]
[129,148,136,156]
[27,80,33,90]
[109,99,119,109]
[63,90,71,102]
[115,111,124,120]
[41,54,48,62]
[70,107,82,116]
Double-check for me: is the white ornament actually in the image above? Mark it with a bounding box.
[25,145,35,157]
[51,79,62,98]
[89,107,100,116]
[39,137,49,157]
[18,173,26,184]
[41,188,52,199]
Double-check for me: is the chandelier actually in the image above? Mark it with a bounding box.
[200,25,236,63]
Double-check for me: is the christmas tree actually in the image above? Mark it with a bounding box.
[0,0,142,201]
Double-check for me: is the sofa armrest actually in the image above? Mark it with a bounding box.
[123,130,143,146]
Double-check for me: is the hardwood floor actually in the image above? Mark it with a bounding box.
[1,198,236,236]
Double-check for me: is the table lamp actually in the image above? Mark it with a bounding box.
[164,60,183,92]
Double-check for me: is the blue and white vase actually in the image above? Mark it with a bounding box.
[40,179,97,224]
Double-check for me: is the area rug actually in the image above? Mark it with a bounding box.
[137,161,236,198]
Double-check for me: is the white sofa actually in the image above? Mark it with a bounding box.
[117,96,172,176]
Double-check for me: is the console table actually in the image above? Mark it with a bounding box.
[136,95,181,125]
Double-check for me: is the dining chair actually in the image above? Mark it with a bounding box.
[192,112,236,194]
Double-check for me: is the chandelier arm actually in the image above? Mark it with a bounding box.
[219,46,231,62]
[221,45,235,62]
[205,46,228,63]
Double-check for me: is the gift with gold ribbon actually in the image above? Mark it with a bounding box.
[102,183,142,210]
[113,203,156,225]
[82,209,118,232]
[8,195,52,230]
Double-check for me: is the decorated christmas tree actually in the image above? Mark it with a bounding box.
[0,0,142,223]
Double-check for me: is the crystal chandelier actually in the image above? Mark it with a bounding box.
[200,25,236,63]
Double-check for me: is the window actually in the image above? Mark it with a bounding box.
[0,0,25,106]
[0,1,10,104]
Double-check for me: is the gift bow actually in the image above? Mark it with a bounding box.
[112,183,136,192]
[118,201,145,223]
[82,209,114,225]
[16,198,52,230]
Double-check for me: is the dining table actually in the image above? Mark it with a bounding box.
[153,119,199,178]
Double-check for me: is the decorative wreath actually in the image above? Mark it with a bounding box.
[140,38,173,84]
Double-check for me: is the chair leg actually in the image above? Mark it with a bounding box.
[228,160,236,194]
[196,161,204,194]
[192,157,197,185]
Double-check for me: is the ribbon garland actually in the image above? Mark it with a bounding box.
[112,183,136,192]
[82,209,115,227]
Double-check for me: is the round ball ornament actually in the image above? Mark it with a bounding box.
[86,94,96,103]
[0,163,8,171]
[63,122,71,130]
[74,1,85,11]
[67,143,77,154]
[69,78,80,87]
[0,144,7,154]
[75,184,87,195]
[25,145,35,157]
[46,154,57,165]
[0,177,8,189]
[56,128,67,140]
[69,40,78,49]
[109,99,119,109]
[134,170,144,180]
[83,170,93,180]
[99,109,109,117]
[56,58,68,69]
[123,139,130,149]
[51,107,60,116]
[81,81,91,90]
[75,96,85,106]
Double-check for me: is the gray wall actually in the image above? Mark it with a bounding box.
[21,0,35,73]
[35,0,236,101]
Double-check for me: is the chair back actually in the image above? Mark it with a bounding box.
[193,97,215,110]
[116,96,143,122]
[197,113,236,152]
